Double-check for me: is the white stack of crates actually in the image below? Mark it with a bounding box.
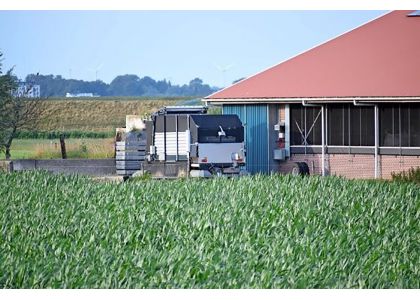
[115,116,146,176]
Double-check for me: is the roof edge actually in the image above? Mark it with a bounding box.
[203,96,420,105]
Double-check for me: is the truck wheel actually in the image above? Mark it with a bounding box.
[291,162,310,176]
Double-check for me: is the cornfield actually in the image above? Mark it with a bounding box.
[0,171,419,288]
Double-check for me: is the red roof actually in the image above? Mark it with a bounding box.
[206,11,420,100]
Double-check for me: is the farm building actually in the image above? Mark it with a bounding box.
[204,10,420,179]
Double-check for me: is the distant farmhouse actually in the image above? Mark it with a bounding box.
[205,10,420,179]
[65,92,97,98]
[15,82,41,98]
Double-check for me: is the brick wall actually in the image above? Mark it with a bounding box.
[277,154,420,179]
[328,154,375,179]
[380,155,420,179]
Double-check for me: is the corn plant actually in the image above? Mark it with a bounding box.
[0,171,419,288]
[392,167,420,184]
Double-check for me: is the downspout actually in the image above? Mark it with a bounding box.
[176,115,178,161]
[353,99,379,179]
[302,100,325,176]
[186,114,191,178]
[321,105,325,176]
[285,104,290,157]
[267,105,270,173]
[375,105,379,179]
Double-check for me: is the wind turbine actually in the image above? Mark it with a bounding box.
[214,63,234,87]
[87,63,104,81]
[68,66,79,79]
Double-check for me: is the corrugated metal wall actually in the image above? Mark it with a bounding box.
[223,104,269,174]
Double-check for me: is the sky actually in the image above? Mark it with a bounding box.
[0,10,386,87]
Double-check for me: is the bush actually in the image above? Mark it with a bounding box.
[79,141,88,154]
[391,167,420,184]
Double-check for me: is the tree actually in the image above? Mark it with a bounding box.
[0,52,44,159]
[187,78,213,96]
[0,52,16,156]
[108,74,144,96]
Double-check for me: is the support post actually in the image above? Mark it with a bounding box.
[321,105,325,176]
[267,104,270,173]
[163,116,166,161]
[175,115,178,161]
[285,104,290,157]
[374,104,379,179]
[186,115,190,179]
[354,99,379,179]
[302,100,325,176]
[59,134,67,159]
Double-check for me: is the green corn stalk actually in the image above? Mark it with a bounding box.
[0,171,419,288]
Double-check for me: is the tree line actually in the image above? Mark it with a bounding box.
[25,74,219,98]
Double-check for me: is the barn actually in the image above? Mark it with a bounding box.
[204,10,420,179]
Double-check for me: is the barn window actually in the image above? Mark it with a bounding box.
[380,104,420,147]
[290,105,322,145]
[327,105,349,146]
[327,104,374,146]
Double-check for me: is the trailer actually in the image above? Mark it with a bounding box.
[116,106,246,179]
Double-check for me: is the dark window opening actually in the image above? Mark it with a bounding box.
[380,104,420,147]
[327,104,374,146]
[290,105,322,145]
[328,105,349,145]
[360,107,375,146]
[291,103,419,148]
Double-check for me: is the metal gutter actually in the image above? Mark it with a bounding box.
[204,96,420,105]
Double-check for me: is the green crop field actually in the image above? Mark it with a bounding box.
[0,172,419,288]
[35,98,180,133]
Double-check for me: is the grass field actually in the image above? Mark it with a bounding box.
[0,172,418,288]
[0,139,114,159]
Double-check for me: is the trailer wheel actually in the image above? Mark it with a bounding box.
[291,162,310,176]
[212,167,223,177]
